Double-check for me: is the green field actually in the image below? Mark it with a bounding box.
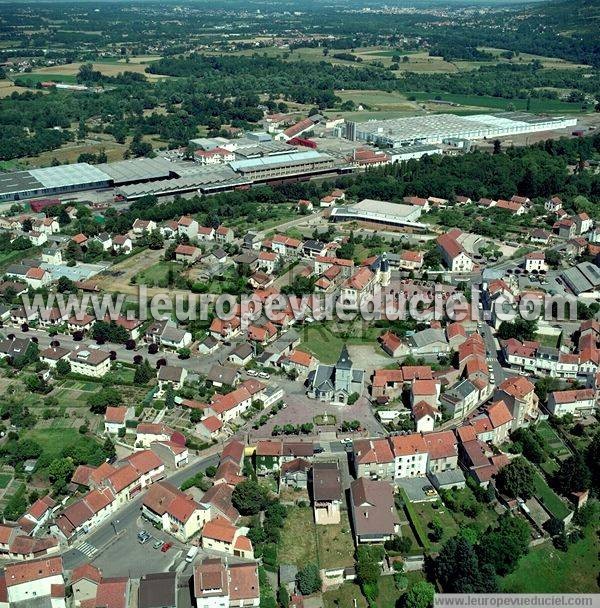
[0,473,12,489]
[297,324,346,364]
[315,512,355,569]
[409,91,584,113]
[502,525,600,593]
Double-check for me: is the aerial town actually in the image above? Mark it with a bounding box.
[0,0,598,606]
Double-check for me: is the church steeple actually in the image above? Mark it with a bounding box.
[336,344,353,370]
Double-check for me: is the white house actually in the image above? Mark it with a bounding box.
[389,433,428,479]
[547,388,596,417]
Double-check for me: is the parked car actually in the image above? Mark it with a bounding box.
[153,540,163,549]
[161,542,172,552]
[138,530,151,544]
[246,369,258,377]
[258,371,270,379]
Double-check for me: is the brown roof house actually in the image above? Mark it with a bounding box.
[349,477,400,544]
[311,463,342,525]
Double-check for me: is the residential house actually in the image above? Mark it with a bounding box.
[311,463,342,525]
[437,229,473,272]
[112,235,133,254]
[228,343,254,366]
[422,430,458,474]
[193,559,260,608]
[5,556,65,606]
[547,388,596,417]
[72,563,102,607]
[271,234,302,258]
[178,216,199,240]
[39,345,70,368]
[280,458,311,490]
[378,331,403,358]
[215,226,235,244]
[150,441,189,469]
[524,251,547,273]
[132,219,157,235]
[157,365,188,391]
[255,441,314,476]
[136,423,178,448]
[69,346,111,377]
[142,481,209,541]
[104,406,133,435]
[206,364,240,388]
[494,376,539,430]
[398,250,423,271]
[352,438,395,480]
[389,433,428,479]
[201,517,253,558]
[175,244,201,264]
[574,212,593,235]
[440,379,479,420]
[406,328,449,356]
[95,577,130,608]
[207,386,253,423]
[138,572,177,608]
[349,478,400,544]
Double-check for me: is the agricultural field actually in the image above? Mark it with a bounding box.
[25,60,166,80]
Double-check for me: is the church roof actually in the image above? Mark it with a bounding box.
[336,345,353,370]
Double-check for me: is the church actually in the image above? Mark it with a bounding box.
[306,345,365,405]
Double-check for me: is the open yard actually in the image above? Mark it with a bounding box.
[323,582,368,608]
[278,505,319,568]
[135,261,185,288]
[0,473,12,489]
[502,525,600,593]
[297,324,345,364]
[315,512,356,570]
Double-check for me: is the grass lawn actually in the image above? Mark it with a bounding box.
[136,261,184,287]
[502,525,600,593]
[278,506,318,568]
[376,575,401,608]
[297,324,345,364]
[412,501,460,552]
[23,428,89,460]
[51,388,89,408]
[335,89,416,112]
[534,332,561,348]
[0,473,12,489]
[531,467,571,520]
[315,512,355,569]
[323,582,368,608]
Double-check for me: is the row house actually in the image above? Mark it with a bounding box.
[458,437,510,488]
[194,558,260,608]
[5,556,65,607]
[178,216,199,240]
[340,266,376,309]
[422,431,458,474]
[201,517,254,559]
[136,422,179,448]
[547,388,596,418]
[272,234,302,257]
[142,481,210,542]
[52,487,115,540]
[352,438,395,480]
[389,434,429,479]
[493,376,539,431]
[501,338,581,379]
[206,386,253,423]
[458,399,514,446]
[495,199,526,215]
[255,440,314,475]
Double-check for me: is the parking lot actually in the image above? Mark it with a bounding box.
[88,514,186,578]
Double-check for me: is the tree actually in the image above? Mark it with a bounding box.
[87,387,122,414]
[277,585,290,608]
[57,276,75,293]
[477,513,530,575]
[231,480,269,515]
[553,454,591,496]
[54,359,71,378]
[47,458,75,493]
[134,359,153,385]
[404,581,435,608]
[296,563,321,595]
[496,457,535,499]
[103,436,116,461]
[586,429,600,491]
[435,535,498,593]
[164,383,176,409]
[190,409,203,424]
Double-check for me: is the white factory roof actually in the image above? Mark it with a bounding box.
[28,163,111,188]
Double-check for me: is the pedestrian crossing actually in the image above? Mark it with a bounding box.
[77,541,97,557]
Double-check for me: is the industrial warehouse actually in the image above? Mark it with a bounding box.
[342,112,578,147]
[329,198,428,229]
[0,111,578,203]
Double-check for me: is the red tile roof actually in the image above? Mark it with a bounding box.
[5,556,63,587]
[389,433,428,457]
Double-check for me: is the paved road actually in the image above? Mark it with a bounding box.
[62,451,220,573]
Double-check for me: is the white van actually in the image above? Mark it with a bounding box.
[186,546,199,562]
